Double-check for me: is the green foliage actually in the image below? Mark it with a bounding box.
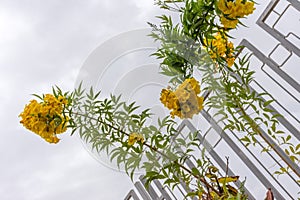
[62,83,248,199]
[38,0,298,199]
[149,0,299,180]
[181,0,218,42]
[148,15,199,85]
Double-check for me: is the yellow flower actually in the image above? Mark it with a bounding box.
[58,95,68,105]
[128,132,144,146]
[217,0,255,29]
[197,96,204,110]
[182,104,191,113]
[205,32,235,67]
[217,0,226,13]
[226,57,235,67]
[244,1,255,15]
[160,89,170,105]
[177,90,190,103]
[220,16,239,29]
[19,94,69,144]
[160,78,204,119]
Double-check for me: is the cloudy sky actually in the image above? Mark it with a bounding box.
[0,1,161,199]
[0,0,298,200]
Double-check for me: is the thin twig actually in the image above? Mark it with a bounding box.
[70,111,222,196]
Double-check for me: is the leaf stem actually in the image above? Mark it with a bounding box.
[70,111,222,196]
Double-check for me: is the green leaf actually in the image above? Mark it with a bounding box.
[263,99,274,107]
[289,155,298,163]
[31,93,43,100]
[296,144,300,151]
[215,176,239,184]
[240,136,250,143]
[285,149,290,155]
[191,167,200,176]
[290,146,295,154]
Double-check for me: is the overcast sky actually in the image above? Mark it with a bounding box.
[0,1,161,199]
[0,0,299,200]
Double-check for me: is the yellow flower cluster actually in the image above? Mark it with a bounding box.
[160,78,204,119]
[206,32,235,67]
[218,0,255,29]
[128,132,144,146]
[19,94,69,144]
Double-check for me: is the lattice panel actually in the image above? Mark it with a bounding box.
[125,1,300,199]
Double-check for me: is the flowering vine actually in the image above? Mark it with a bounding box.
[19,93,69,143]
[217,0,255,29]
[19,0,299,199]
[160,77,204,118]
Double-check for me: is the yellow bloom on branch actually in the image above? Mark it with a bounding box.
[220,16,238,29]
[217,0,255,29]
[19,94,69,144]
[205,32,235,67]
[160,78,204,119]
[128,132,144,146]
[226,57,235,67]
